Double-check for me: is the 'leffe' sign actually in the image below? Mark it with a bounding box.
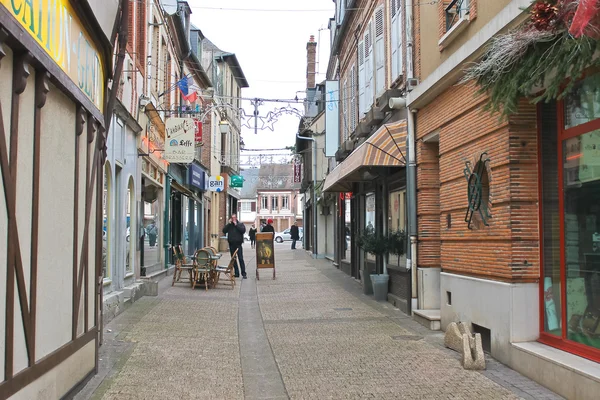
[165,118,195,163]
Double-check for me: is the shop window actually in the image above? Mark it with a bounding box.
[563,129,600,346]
[564,74,600,129]
[388,190,407,268]
[540,102,562,335]
[143,195,161,269]
[103,163,111,281]
[126,178,134,275]
[365,192,376,261]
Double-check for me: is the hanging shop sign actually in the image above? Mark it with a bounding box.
[194,119,202,143]
[255,232,276,280]
[293,161,302,183]
[189,164,206,191]
[0,0,105,110]
[165,118,195,163]
[230,175,244,188]
[208,175,225,192]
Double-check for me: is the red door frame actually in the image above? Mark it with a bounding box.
[538,97,600,363]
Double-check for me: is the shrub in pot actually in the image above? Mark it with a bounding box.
[356,227,390,300]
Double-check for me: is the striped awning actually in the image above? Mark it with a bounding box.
[323,120,407,192]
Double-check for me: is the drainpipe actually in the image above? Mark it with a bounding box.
[406,0,418,313]
[296,132,317,257]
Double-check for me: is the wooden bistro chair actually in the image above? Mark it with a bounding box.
[172,245,195,287]
[214,249,238,289]
[193,248,214,290]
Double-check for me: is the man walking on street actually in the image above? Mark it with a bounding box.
[222,214,247,278]
[290,221,300,250]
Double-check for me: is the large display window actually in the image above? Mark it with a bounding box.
[540,74,600,361]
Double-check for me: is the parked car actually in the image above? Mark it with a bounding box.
[274,227,303,243]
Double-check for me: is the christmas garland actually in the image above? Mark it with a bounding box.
[463,0,600,117]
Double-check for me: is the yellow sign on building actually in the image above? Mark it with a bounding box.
[1,0,105,110]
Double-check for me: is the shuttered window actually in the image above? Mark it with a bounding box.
[342,78,348,141]
[358,40,366,117]
[365,22,374,111]
[374,6,386,96]
[350,64,357,133]
[390,0,403,82]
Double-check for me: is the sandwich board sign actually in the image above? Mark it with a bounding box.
[208,175,225,192]
[256,232,276,280]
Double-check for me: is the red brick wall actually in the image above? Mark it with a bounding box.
[416,82,539,283]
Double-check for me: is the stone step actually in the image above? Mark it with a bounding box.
[413,309,441,331]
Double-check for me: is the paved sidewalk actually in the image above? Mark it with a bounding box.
[77,244,562,400]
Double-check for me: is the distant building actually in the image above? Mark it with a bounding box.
[254,164,303,232]
[239,168,260,230]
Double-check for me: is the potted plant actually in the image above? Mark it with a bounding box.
[356,226,390,301]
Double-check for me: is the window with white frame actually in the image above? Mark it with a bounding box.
[282,196,289,210]
[272,196,279,211]
[261,195,269,210]
[390,0,403,82]
[241,202,251,212]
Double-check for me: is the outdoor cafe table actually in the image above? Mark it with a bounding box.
[190,251,222,288]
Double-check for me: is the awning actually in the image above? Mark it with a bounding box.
[323,120,407,192]
[171,180,203,204]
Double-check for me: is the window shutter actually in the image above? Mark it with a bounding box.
[350,65,357,132]
[375,6,385,96]
[390,0,399,80]
[358,40,366,118]
[365,23,374,110]
[342,79,348,141]
[251,202,256,212]
[397,1,403,78]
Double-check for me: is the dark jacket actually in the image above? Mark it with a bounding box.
[223,221,246,244]
[290,225,300,240]
[249,228,257,240]
[261,224,275,233]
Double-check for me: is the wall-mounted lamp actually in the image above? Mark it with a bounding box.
[219,120,230,134]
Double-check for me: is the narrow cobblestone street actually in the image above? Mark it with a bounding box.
[76,245,562,400]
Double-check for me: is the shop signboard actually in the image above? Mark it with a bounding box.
[0,0,105,110]
[230,175,243,188]
[165,118,195,163]
[325,80,340,157]
[189,164,206,191]
[293,161,302,183]
[208,175,225,192]
[256,232,276,280]
[194,119,202,143]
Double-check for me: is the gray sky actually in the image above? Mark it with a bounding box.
[188,0,334,161]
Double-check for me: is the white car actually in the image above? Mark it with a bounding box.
[274,227,303,243]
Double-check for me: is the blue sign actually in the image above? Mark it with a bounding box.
[189,163,206,191]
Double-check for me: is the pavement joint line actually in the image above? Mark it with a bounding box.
[238,252,290,400]
[263,316,392,325]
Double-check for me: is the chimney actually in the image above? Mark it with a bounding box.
[306,35,317,89]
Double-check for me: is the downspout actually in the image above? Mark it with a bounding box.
[406,0,418,313]
[296,132,317,258]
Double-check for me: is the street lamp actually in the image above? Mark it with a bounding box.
[219,120,230,134]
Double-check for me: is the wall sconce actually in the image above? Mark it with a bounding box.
[219,120,230,134]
